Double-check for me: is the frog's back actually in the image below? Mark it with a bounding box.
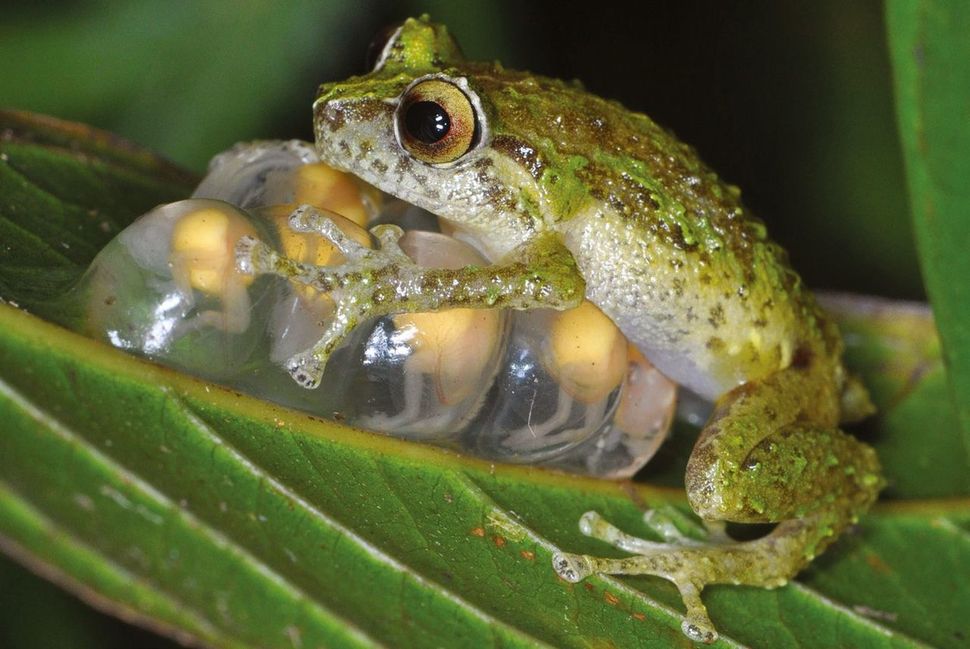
[477,70,838,399]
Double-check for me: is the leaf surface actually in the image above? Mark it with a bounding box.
[887,0,970,457]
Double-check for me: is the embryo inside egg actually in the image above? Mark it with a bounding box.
[65,140,676,478]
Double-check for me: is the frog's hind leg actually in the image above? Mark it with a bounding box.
[684,361,883,529]
[553,362,884,643]
[554,508,780,642]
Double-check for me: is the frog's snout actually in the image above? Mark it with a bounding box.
[312,95,347,139]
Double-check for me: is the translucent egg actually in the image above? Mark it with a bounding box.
[71,199,273,382]
[193,139,380,225]
[319,231,509,443]
[544,346,677,478]
[67,140,677,478]
[462,302,676,477]
[467,302,626,462]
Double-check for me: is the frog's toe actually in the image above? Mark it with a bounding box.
[369,223,408,257]
[284,351,325,389]
[285,204,319,232]
[288,206,372,259]
[682,616,718,645]
[642,505,712,545]
[577,510,600,536]
[551,551,593,583]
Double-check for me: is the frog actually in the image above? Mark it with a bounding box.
[234,16,883,643]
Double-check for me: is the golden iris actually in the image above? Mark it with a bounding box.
[397,79,477,164]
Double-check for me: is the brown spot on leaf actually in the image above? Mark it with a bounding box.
[865,552,892,575]
[470,527,485,538]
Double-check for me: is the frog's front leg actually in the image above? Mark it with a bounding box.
[235,205,585,388]
[553,361,883,643]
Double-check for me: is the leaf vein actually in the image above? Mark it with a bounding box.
[0,479,238,649]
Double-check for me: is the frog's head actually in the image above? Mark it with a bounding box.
[314,16,578,252]
[314,16,483,171]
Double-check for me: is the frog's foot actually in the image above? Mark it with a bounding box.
[552,509,813,644]
[552,509,725,643]
[236,206,415,388]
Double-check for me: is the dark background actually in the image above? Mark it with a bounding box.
[0,1,920,646]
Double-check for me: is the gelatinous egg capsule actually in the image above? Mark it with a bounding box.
[223,206,379,417]
[191,140,386,355]
[195,146,507,439]
[262,207,371,366]
[466,301,626,461]
[223,159,513,441]
[75,199,272,381]
[265,221,675,472]
[186,141,390,386]
[192,140,318,208]
[348,231,509,441]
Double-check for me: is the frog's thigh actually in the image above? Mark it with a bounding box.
[685,368,881,524]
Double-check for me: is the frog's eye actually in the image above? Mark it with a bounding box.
[396,79,479,165]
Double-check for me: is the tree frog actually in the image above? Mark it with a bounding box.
[236,16,883,642]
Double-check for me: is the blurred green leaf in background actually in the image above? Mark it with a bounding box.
[0,1,374,170]
[887,0,970,463]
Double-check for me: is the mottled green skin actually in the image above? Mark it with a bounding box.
[303,16,883,642]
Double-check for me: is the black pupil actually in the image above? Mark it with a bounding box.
[405,101,451,144]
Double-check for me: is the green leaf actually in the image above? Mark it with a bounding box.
[823,294,969,498]
[0,109,196,304]
[2,110,969,648]
[886,1,970,452]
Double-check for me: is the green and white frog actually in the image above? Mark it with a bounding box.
[235,16,883,643]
